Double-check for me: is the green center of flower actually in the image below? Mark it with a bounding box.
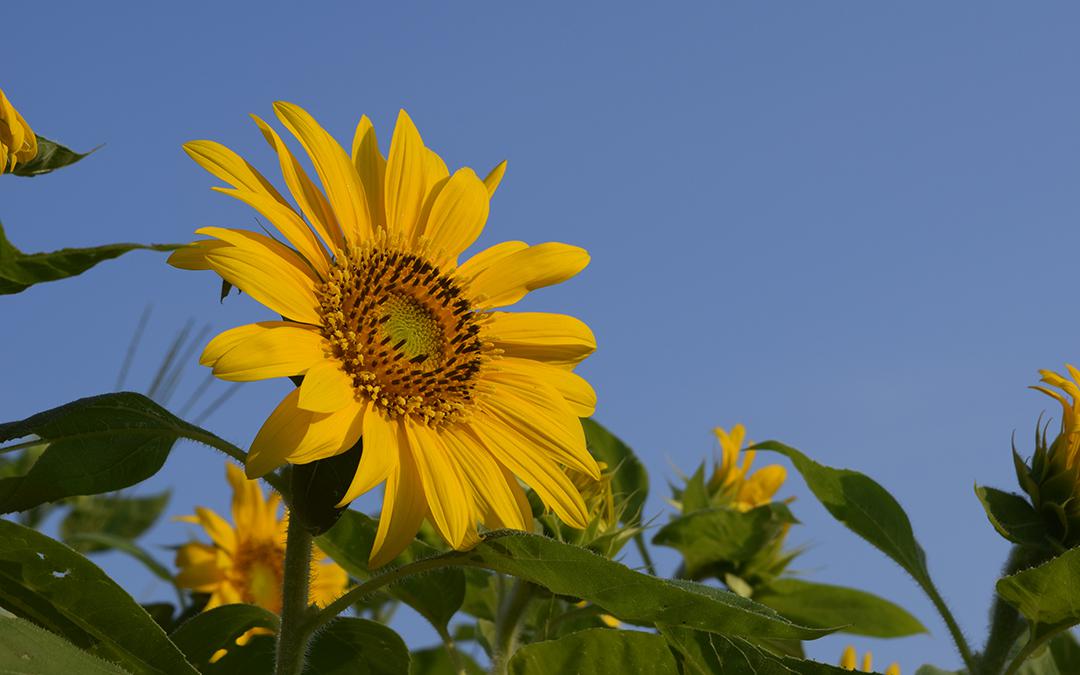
[316,245,490,426]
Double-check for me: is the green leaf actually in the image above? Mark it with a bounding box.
[409,647,485,675]
[10,135,94,176]
[1014,630,1080,675]
[581,418,648,523]
[61,491,171,552]
[461,531,833,641]
[508,628,678,675]
[169,604,279,670]
[0,518,197,674]
[680,463,710,513]
[290,437,362,535]
[0,616,129,674]
[305,618,410,675]
[652,503,797,576]
[975,485,1051,549]
[64,533,175,587]
[997,546,1080,630]
[754,578,926,637]
[318,511,465,634]
[660,624,851,675]
[0,392,240,514]
[0,221,178,295]
[202,635,275,674]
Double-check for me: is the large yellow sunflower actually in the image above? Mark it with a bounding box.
[171,103,599,566]
[0,87,37,174]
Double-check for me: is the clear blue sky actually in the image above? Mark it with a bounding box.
[4,3,1079,669]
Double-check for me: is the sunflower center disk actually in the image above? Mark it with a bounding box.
[231,541,284,611]
[316,246,489,426]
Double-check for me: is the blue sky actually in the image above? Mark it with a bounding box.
[4,3,1080,669]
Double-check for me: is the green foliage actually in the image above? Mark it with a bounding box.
[60,491,171,552]
[753,578,926,637]
[305,618,410,675]
[9,135,93,176]
[0,616,130,674]
[652,503,797,578]
[290,437,362,535]
[508,628,679,675]
[65,532,180,601]
[0,518,197,674]
[659,625,850,674]
[581,418,649,523]
[997,546,1080,631]
[169,604,279,669]
[0,221,177,295]
[976,485,1053,550]
[0,392,238,514]
[409,647,485,674]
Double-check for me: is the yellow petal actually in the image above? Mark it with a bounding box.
[369,430,427,568]
[740,465,787,506]
[840,646,856,670]
[384,110,434,241]
[194,506,237,552]
[288,399,366,465]
[183,140,287,201]
[336,407,399,507]
[212,187,330,275]
[468,243,590,308]
[456,240,528,280]
[253,114,346,254]
[298,359,357,413]
[498,358,596,417]
[442,425,526,531]
[486,312,596,368]
[247,389,316,478]
[273,101,374,245]
[423,168,490,265]
[404,423,471,549]
[167,240,228,271]
[884,664,900,675]
[351,115,387,231]
[225,462,267,535]
[483,160,507,196]
[196,226,321,324]
[206,323,326,382]
[309,558,349,607]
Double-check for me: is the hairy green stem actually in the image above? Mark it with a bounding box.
[980,546,1052,675]
[918,578,977,673]
[275,515,314,675]
[491,579,533,675]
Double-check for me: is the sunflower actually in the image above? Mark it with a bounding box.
[0,87,37,174]
[840,646,899,675]
[171,103,599,566]
[1032,365,1080,468]
[709,424,786,511]
[175,463,348,614]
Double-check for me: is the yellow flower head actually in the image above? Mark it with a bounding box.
[709,424,786,511]
[840,646,899,675]
[0,87,37,174]
[174,463,347,614]
[171,104,599,567]
[1032,365,1080,469]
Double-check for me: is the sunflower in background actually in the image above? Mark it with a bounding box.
[171,103,598,567]
[840,645,900,675]
[0,87,37,174]
[175,463,347,659]
[708,424,787,511]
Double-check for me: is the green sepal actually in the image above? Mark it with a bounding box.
[9,135,94,177]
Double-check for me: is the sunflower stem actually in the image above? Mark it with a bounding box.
[979,545,1051,675]
[275,513,313,675]
[491,578,533,675]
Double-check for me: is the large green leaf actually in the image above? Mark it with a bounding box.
[61,492,171,553]
[168,604,279,670]
[305,618,410,675]
[0,221,177,294]
[975,485,1051,549]
[1015,631,1080,675]
[659,624,851,675]
[409,647,485,675]
[0,518,197,674]
[0,392,241,514]
[652,503,797,576]
[581,418,648,523]
[10,135,93,177]
[0,616,129,674]
[508,628,678,675]
[460,531,833,641]
[318,511,466,634]
[997,546,1080,630]
[754,578,926,637]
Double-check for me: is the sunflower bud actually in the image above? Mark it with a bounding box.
[0,88,37,175]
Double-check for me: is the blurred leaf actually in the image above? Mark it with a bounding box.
[64,533,176,590]
[305,618,410,675]
[754,578,926,637]
[203,634,275,674]
[508,628,678,675]
[61,491,171,552]
[975,485,1051,549]
[318,511,465,634]
[680,464,710,513]
[652,503,797,576]
[461,531,833,641]
[660,624,850,674]
[1014,630,1080,675]
[581,418,648,523]
[997,547,1080,630]
[913,667,963,675]
[0,221,177,295]
[10,135,93,176]
[169,604,278,670]
[0,518,197,674]
[409,646,485,675]
[0,392,240,514]
[0,616,129,674]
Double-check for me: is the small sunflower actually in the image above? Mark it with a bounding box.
[174,463,347,614]
[1032,365,1080,468]
[840,646,899,675]
[171,103,599,566]
[0,87,37,174]
[709,424,786,511]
